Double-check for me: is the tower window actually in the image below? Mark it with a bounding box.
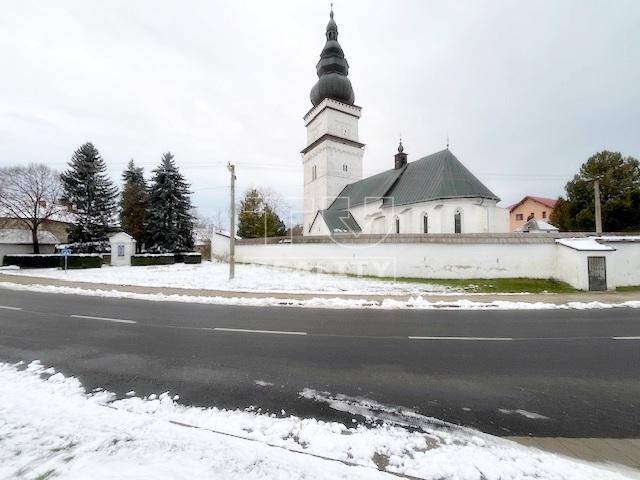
[343,164,348,172]
[395,217,400,234]
[312,165,317,180]
[423,214,428,234]
[454,209,462,234]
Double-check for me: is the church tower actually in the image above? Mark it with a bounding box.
[302,7,364,235]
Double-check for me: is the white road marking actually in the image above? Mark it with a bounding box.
[0,305,22,311]
[408,336,513,341]
[611,336,640,340]
[70,314,136,324]
[214,327,307,336]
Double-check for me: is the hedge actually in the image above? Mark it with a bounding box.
[60,255,102,269]
[131,254,175,266]
[2,254,102,269]
[3,254,60,268]
[174,252,202,264]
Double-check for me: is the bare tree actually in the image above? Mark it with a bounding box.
[0,164,63,253]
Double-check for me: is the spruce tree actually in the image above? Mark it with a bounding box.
[146,152,194,252]
[61,142,118,246]
[237,188,287,238]
[120,159,148,252]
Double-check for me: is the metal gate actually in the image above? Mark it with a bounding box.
[588,256,607,291]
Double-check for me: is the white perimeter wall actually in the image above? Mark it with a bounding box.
[236,241,558,280]
[231,240,640,290]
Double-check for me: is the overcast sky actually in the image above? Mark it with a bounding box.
[1,0,639,222]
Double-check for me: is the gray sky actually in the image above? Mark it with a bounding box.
[1,0,639,221]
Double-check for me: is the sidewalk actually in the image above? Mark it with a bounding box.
[1,272,640,305]
[511,437,640,473]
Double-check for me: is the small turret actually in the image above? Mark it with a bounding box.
[394,140,408,169]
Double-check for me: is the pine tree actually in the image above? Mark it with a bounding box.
[237,188,287,238]
[61,142,118,247]
[146,152,194,252]
[120,159,148,252]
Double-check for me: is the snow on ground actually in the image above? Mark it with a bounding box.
[2,280,640,310]
[0,361,633,480]
[2,261,457,295]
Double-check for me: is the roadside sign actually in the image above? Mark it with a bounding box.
[61,248,72,271]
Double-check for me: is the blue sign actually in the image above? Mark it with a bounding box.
[61,248,72,256]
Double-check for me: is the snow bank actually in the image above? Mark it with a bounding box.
[2,261,457,295]
[2,281,640,310]
[0,361,631,480]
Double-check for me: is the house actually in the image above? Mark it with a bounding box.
[302,9,509,236]
[509,196,558,231]
[0,229,58,263]
[0,205,75,243]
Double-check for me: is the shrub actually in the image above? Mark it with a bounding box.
[131,254,175,266]
[174,252,202,264]
[183,253,202,264]
[60,255,102,269]
[2,254,60,268]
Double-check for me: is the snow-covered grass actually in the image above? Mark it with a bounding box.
[3,281,640,310]
[2,261,458,295]
[0,361,633,480]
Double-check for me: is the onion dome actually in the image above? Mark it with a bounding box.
[310,8,355,107]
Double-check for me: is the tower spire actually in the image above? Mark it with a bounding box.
[309,5,355,106]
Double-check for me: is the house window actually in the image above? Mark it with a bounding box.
[515,213,523,221]
[117,245,125,257]
[542,211,547,218]
[454,209,462,234]
[423,214,428,233]
[395,217,400,234]
[312,165,317,180]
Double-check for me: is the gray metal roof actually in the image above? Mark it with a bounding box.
[320,149,498,234]
[317,209,361,234]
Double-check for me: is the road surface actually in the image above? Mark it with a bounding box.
[1,287,639,437]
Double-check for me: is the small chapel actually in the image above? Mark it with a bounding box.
[302,9,509,236]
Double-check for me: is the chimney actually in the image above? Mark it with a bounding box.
[394,140,407,169]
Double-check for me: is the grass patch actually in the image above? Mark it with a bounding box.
[349,274,577,293]
[616,285,640,292]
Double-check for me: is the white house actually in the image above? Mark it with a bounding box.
[0,229,58,263]
[302,9,509,236]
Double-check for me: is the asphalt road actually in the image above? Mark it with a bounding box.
[1,287,639,438]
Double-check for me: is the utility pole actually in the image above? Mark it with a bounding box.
[594,178,602,234]
[227,162,236,280]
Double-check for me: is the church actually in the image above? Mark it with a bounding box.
[302,9,509,236]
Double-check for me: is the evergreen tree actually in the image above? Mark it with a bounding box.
[61,142,118,246]
[120,159,148,252]
[146,152,194,252]
[237,188,287,238]
[550,151,640,232]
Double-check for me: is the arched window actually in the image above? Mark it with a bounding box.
[454,209,462,234]
[312,165,317,181]
[395,217,400,234]
[423,214,428,234]
[343,164,348,172]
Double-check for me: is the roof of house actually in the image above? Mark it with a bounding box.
[0,229,58,245]
[509,195,558,212]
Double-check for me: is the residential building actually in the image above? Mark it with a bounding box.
[509,196,558,231]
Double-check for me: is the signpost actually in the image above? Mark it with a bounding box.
[61,248,72,272]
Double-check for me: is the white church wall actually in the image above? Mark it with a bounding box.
[346,198,509,234]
